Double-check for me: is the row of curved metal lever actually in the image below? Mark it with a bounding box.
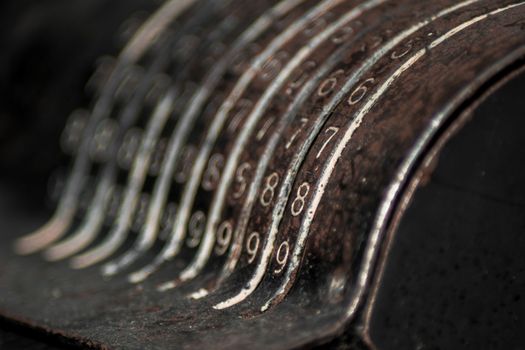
[13,0,525,315]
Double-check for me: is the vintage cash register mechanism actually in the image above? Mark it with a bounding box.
[1,0,525,349]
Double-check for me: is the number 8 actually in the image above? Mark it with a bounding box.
[260,172,279,207]
[291,182,310,216]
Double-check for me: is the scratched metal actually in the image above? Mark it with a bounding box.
[1,0,525,349]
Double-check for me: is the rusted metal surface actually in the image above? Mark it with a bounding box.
[1,0,525,349]
[360,65,525,349]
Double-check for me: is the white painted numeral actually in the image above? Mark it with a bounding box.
[175,146,197,183]
[187,211,206,248]
[317,69,344,97]
[391,41,413,59]
[291,182,310,217]
[246,232,260,264]
[256,118,275,141]
[202,153,224,191]
[215,221,233,256]
[331,25,354,44]
[149,138,168,176]
[286,60,317,96]
[316,126,339,159]
[260,172,279,207]
[232,162,251,200]
[304,12,333,37]
[260,51,289,81]
[274,241,290,274]
[348,78,375,105]
[228,99,253,133]
[159,202,177,240]
[285,118,308,150]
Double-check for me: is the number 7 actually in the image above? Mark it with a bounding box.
[285,118,308,149]
[316,126,339,159]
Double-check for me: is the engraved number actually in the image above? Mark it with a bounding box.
[175,146,197,183]
[159,202,177,240]
[291,182,310,216]
[274,241,290,274]
[318,69,344,97]
[246,232,260,264]
[228,99,253,133]
[256,118,275,141]
[202,153,224,191]
[232,162,251,200]
[316,127,339,159]
[215,221,233,256]
[260,172,279,207]
[149,138,167,176]
[285,118,308,150]
[261,51,288,81]
[391,41,413,59]
[187,211,206,248]
[331,25,354,44]
[286,60,316,96]
[348,78,375,105]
